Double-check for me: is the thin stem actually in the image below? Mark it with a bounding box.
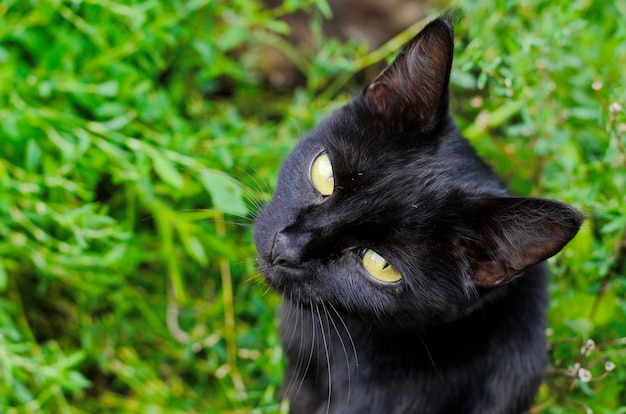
[216,211,248,401]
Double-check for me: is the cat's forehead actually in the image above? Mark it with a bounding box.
[312,108,441,181]
[314,108,424,167]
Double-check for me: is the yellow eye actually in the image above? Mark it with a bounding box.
[362,249,402,283]
[311,152,334,196]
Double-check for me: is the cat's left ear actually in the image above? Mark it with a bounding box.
[364,16,454,131]
[455,198,584,287]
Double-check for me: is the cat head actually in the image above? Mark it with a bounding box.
[254,16,583,328]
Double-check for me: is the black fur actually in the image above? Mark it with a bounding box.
[254,16,583,414]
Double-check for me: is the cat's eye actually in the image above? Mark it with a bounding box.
[362,249,402,283]
[311,152,334,196]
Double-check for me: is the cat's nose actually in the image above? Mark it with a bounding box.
[271,231,309,268]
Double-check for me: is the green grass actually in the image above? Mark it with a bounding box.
[0,0,625,412]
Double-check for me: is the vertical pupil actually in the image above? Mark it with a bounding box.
[371,251,390,270]
[362,249,402,282]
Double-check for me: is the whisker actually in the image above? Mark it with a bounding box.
[244,275,267,288]
[294,300,316,398]
[214,220,255,230]
[282,296,299,397]
[316,304,332,414]
[329,303,359,379]
[417,331,442,381]
[286,294,305,398]
[236,164,274,197]
[235,171,274,215]
[284,294,300,355]
[203,214,254,224]
[324,304,352,413]
[282,295,299,397]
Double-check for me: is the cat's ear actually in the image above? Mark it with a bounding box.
[364,16,454,131]
[456,198,583,287]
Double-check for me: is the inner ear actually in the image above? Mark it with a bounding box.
[364,16,454,131]
[454,197,584,287]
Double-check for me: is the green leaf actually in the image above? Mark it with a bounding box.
[193,39,215,65]
[25,139,42,171]
[199,169,247,216]
[141,144,184,189]
[569,107,600,121]
[450,69,476,90]
[283,0,300,12]
[218,26,248,51]
[463,101,522,140]
[66,370,92,391]
[488,100,522,126]
[265,19,290,35]
[94,80,119,97]
[314,0,333,18]
[477,71,488,89]
[52,351,86,371]
[601,215,626,234]
[592,290,619,326]
[181,235,208,266]
[0,113,19,139]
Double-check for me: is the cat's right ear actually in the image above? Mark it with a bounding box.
[364,16,454,132]
[455,197,584,288]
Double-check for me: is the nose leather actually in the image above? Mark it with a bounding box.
[271,231,310,268]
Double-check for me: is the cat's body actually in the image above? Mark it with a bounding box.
[280,268,547,413]
[254,16,582,413]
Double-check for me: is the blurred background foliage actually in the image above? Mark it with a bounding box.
[0,0,624,412]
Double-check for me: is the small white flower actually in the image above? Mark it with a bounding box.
[581,339,595,355]
[609,102,623,113]
[592,81,603,91]
[605,361,616,372]
[578,368,592,382]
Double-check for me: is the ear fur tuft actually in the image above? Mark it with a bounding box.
[455,197,584,287]
[364,16,454,131]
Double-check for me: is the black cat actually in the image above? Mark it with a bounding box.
[254,16,583,414]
